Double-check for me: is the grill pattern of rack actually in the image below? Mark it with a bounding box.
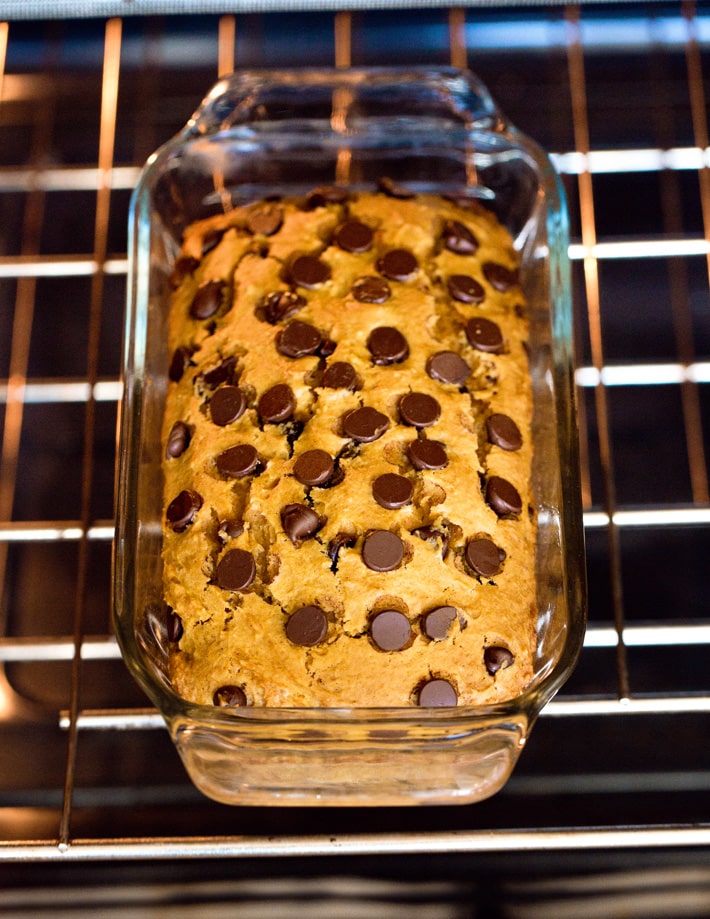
[0,0,709,886]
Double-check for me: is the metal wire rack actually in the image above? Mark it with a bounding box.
[0,0,709,880]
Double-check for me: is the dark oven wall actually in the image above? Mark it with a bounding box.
[0,1,709,914]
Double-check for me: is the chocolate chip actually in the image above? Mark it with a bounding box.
[322,361,359,390]
[246,203,283,236]
[372,473,413,509]
[327,531,356,566]
[484,261,519,291]
[210,385,246,426]
[169,346,193,382]
[258,290,306,324]
[165,420,191,459]
[422,606,457,641]
[201,228,226,256]
[443,219,478,255]
[258,382,295,423]
[335,220,373,253]
[218,518,244,540]
[466,317,504,353]
[486,476,522,517]
[370,610,411,651]
[293,449,334,486]
[418,679,457,707]
[465,537,506,577]
[376,248,418,281]
[281,503,324,544]
[166,489,202,532]
[426,351,470,385]
[407,439,448,471]
[170,255,199,287]
[202,356,237,389]
[166,609,183,642]
[305,185,349,208]
[277,319,323,358]
[361,529,404,572]
[484,646,515,675]
[342,406,390,442]
[447,273,485,304]
[487,413,523,451]
[190,279,225,320]
[216,443,260,478]
[412,525,450,559]
[289,254,331,288]
[286,605,328,647]
[367,326,409,365]
[399,392,441,428]
[215,548,256,591]
[377,176,415,198]
[351,275,391,304]
[213,685,247,707]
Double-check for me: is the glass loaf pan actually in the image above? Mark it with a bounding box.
[114,67,586,807]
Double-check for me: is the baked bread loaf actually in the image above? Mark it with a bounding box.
[161,185,536,708]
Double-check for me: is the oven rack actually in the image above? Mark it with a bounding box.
[0,1,708,866]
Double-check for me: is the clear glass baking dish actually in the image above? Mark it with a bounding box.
[113,67,586,807]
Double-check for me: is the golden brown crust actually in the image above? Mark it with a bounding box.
[161,190,536,708]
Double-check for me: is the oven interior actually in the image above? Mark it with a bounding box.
[0,1,709,915]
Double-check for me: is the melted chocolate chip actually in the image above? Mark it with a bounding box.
[210,385,246,426]
[277,319,323,358]
[484,261,519,291]
[422,606,457,641]
[376,248,418,281]
[166,609,183,642]
[213,684,247,707]
[190,279,225,320]
[351,275,391,304]
[335,220,374,253]
[361,530,404,572]
[370,610,412,651]
[218,518,244,540]
[215,548,256,591]
[412,525,450,558]
[426,351,470,385]
[169,346,193,383]
[289,254,331,288]
[166,489,202,532]
[486,476,523,517]
[442,219,478,255]
[484,646,515,675]
[372,473,413,509]
[293,449,335,486]
[465,537,506,577]
[399,392,441,428]
[342,406,390,443]
[447,273,485,304]
[281,503,324,544]
[305,185,349,208]
[322,361,359,390]
[165,420,191,459]
[378,176,416,199]
[216,443,260,478]
[466,317,504,353]
[170,255,199,287]
[367,326,409,365]
[246,203,283,236]
[407,439,448,471]
[258,290,306,324]
[487,413,523,451]
[286,605,328,647]
[201,228,224,255]
[418,678,457,707]
[328,531,356,567]
[202,356,237,389]
[258,383,296,423]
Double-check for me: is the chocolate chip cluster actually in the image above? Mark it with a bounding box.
[160,187,535,710]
